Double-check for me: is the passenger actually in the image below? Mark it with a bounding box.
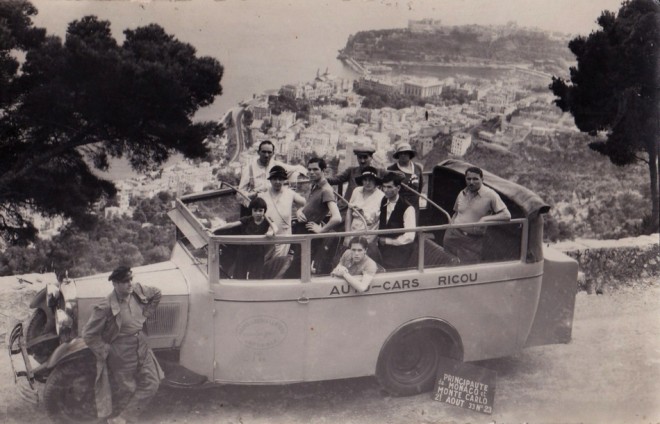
[82,266,163,424]
[344,166,384,246]
[327,143,384,215]
[292,157,342,274]
[387,142,423,211]
[377,171,416,270]
[237,140,304,211]
[331,236,379,293]
[210,197,276,279]
[259,165,306,257]
[443,166,511,264]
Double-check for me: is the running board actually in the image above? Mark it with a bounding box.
[159,360,208,388]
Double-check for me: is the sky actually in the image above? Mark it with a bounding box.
[30,0,626,39]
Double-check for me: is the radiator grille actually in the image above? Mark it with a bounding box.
[146,303,181,336]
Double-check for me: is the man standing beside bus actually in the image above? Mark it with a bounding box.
[82,266,163,424]
[443,166,511,264]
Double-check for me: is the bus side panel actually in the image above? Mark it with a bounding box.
[304,263,543,382]
[525,247,578,347]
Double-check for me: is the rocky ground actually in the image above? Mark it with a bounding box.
[0,276,658,424]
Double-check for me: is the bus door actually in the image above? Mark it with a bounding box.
[211,238,310,384]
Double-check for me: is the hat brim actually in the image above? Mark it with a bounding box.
[355,174,382,185]
[393,150,416,159]
[268,173,288,180]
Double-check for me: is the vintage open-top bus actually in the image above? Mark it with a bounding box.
[8,160,577,423]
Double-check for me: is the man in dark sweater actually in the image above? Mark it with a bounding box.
[377,171,416,270]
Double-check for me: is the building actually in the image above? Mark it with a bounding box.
[249,100,271,121]
[408,19,443,33]
[280,83,303,99]
[417,136,435,157]
[357,76,400,95]
[272,111,296,130]
[451,132,472,156]
[403,78,443,99]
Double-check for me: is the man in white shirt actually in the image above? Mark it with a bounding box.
[377,171,416,270]
[237,140,304,208]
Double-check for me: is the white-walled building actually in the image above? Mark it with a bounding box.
[272,111,296,130]
[403,78,443,99]
[451,132,472,156]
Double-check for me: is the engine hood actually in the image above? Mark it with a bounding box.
[73,261,189,299]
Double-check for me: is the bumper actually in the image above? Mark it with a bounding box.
[6,322,40,405]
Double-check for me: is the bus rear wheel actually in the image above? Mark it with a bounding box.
[376,328,443,396]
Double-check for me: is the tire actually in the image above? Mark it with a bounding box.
[43,359,100,423]
[26,309,59,364]
[376,328,444,396]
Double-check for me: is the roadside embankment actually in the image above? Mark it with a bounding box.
[552,234,659,293]
[0,273,54,342]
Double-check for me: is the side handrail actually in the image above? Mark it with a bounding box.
[400,182,452,222]
[218,181,280,231]
[208,219,528,244]
[331,189,369,231]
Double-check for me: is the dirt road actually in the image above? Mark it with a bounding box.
[2,282,659,424]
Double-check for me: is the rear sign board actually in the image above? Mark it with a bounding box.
[432,357,497,415]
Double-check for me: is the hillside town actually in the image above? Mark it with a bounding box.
[28,21,588,237]
[93,68,576,222]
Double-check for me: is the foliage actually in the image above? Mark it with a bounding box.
[344,26,573,64]
[0,1,224,245]
[0,192,175,277]
[550,0,660,232]
[355,87,425,109]
[269,93,348,122]
[242,109,254,127]
[459,131,651,241]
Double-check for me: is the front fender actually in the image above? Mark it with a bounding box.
[28,288,56,334]
[28,288,47,309]
[45,337,94,370]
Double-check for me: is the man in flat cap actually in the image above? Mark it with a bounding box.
[377,171,417,270]
[327,143,384,215]
[83,266,163,424]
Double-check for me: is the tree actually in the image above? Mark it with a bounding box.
[242,109,254,127]
[550,0,660,232]
[0,1,224,245]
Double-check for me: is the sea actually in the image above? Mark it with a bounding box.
[29,0,517,181]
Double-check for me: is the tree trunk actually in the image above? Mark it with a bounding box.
[648,138,659,232]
